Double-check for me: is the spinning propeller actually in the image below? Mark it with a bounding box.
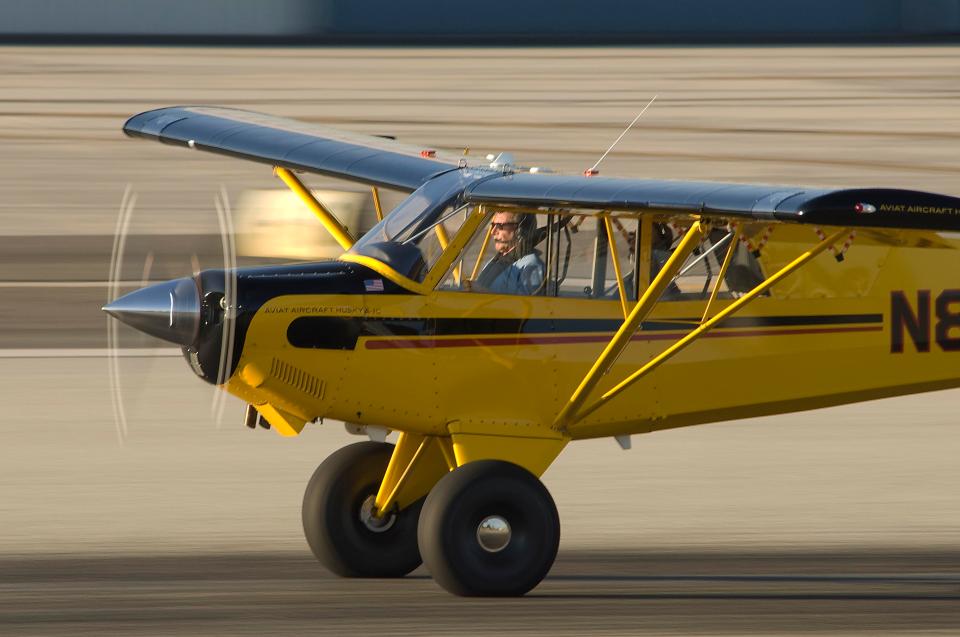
[104,186,240,444]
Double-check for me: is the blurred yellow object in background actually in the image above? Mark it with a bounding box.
[235,189,376,260]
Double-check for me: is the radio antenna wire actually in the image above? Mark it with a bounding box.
[585,95,658,176]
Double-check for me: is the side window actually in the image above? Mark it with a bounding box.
[439,210,549,296]
[555,215,638,301]
[437,210,492,292]
[408,204,472,278]
[436,211,766,302]
[653,223,765,301]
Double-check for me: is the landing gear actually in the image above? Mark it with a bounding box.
[303,443,561,594]
[417,460,560,596]
[302,441,423,577]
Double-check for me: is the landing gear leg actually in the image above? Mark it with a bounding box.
[302,441,423,577]
[417,460,560,596]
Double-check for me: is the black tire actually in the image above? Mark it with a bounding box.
[302,441,423,577]
[418,460,560,596]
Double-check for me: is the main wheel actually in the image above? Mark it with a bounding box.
[302,441,423,577]
[418,460,560,596]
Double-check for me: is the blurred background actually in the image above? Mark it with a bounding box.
[1,1,959,634]
[3,0,960,43]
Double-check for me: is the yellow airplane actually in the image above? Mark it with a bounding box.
[106,106,960,596]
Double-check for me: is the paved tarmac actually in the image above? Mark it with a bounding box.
[3,356,959,635]
[2,45,960,634]
[3,550,959,636]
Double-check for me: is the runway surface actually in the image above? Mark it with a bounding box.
[2,45,960,634]
[3,356,959,634]
[3,550,959,636]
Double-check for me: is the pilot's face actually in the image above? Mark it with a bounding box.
[491,212,521,255]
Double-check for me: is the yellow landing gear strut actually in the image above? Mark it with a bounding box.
[371,423,568,519]
[372,433,453,517]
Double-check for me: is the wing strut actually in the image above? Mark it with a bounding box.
[371,186,384,222]
[274,166,356,251]
[553,220,708,430]
[553,226,849,434]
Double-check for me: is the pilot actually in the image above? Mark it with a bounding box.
[472,211,545,295]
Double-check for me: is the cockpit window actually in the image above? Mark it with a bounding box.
[555,215,638,301]
[437,210,767,303]
[347,170,484,281]
[662,223,765,300]
[381,190,436,243]
[439,211,549,296]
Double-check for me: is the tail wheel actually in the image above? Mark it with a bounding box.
[418,460,560,596]
[302,441,423,577]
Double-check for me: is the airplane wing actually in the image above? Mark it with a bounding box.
[123,106,461,191]
[466,173,960,232]
[125,107,960,231]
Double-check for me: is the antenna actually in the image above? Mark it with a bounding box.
[585,95,658,176]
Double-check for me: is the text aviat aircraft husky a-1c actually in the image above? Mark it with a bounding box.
[106,106,960,596]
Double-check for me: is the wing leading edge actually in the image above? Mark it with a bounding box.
[466,173,960,232]
[123,106,460,191]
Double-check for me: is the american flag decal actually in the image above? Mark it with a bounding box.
[363,279,385,292]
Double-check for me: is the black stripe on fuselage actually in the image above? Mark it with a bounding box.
[287,313,883,350]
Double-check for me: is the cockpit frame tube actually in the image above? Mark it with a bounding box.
[637,215,653,294]
[603,214,629,319]
[701,226,742,323]
[468,208,493,282]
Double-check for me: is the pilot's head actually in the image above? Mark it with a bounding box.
[491,211,526,256]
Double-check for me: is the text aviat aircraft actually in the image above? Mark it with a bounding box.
[106,106,960,596]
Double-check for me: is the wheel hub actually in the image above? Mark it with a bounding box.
[476,515,512,553]
[359,495,396,533]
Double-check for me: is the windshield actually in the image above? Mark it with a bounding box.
[348,169,489,281]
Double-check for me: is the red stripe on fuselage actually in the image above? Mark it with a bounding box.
[363,325,883,350]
